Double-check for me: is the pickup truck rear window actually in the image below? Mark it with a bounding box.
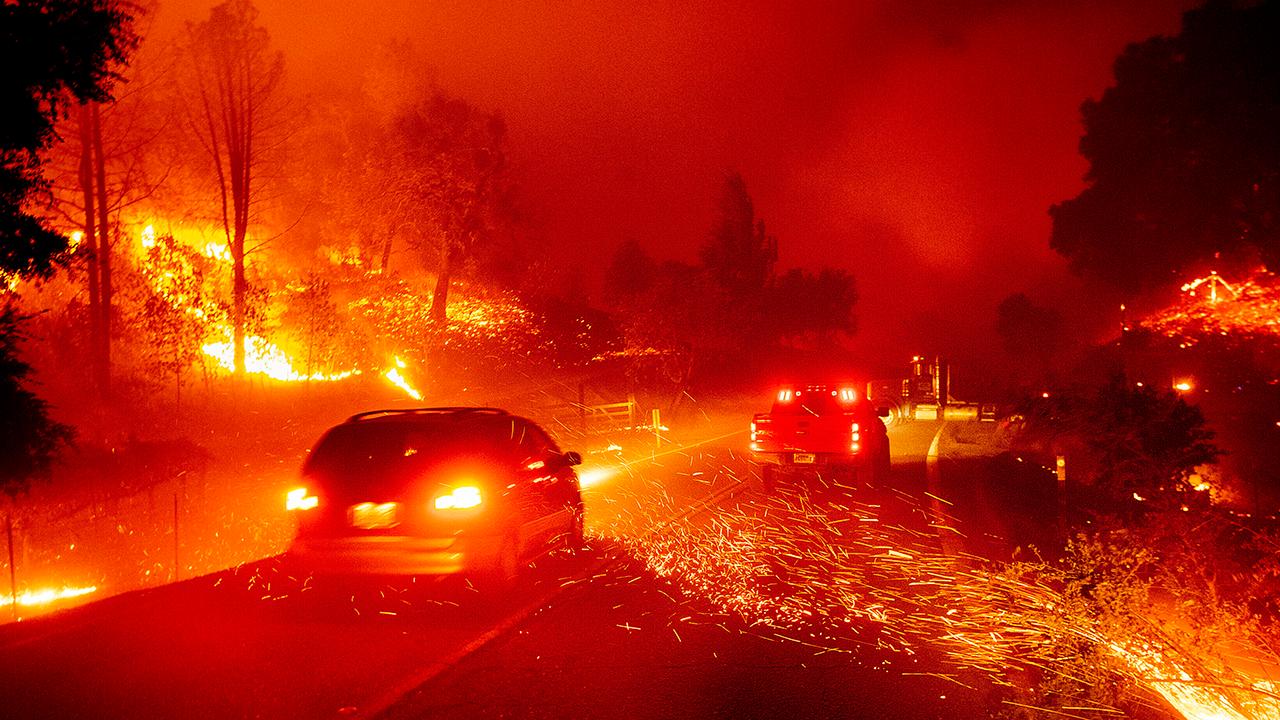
[772,394,846,416]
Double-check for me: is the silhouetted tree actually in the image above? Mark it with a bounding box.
[129,233,221,408]
[768,268,858,345]
[602,239,657,309]
[1,0,136,494]
[394,93,511,321]
[1050,0,1280,291]
[182,0,285,375]
[1,0,136,281]
[997,293,1066,386]
[42,32,170,400]
[701,171,776,308]
[282,272,339,380]
[0,310,74,497]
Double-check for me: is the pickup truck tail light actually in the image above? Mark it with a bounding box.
[850,422,861,453]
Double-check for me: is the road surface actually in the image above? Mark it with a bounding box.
[0,419,1052,719]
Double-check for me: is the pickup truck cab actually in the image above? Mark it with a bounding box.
[750,384,891,488]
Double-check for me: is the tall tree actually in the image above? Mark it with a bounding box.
[997,292,1065,364]
[182,0,284,375]
[602,239,657,309]
[394,92,510,321]
[42,43,170,400]
[0,0,136,494]
[701,171,777,303]
[1050,0,1280,292]
[768,267,858,346]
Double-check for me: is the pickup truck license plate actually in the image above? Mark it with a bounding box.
[793,453,816,464]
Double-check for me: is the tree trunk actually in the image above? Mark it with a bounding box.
[91,103,112,398]
[430,242,452,322]
[77,105,104,400]
[380,232,393,274]
[232,245,246,375]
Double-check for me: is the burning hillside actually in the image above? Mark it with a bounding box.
[1142,270,1280,346]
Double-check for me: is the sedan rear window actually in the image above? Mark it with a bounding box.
[304,421,514,486]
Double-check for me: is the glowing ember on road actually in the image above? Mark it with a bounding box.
[606,458,1280,720]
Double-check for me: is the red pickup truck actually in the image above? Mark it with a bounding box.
[750,383,891,488]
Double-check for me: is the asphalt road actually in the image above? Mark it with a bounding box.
[0,420,1052,719]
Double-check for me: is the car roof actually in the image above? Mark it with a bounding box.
[343,407,513,424]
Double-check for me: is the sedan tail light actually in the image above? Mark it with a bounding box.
[286,487,319,511]
[434,485,483,510]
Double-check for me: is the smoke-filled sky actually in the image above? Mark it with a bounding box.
[155,0,1194,369]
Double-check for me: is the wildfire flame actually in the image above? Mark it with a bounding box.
[201,331,358,382]
[1,585,98,609]
[1145,270,1280,345]
[382,356,422,400]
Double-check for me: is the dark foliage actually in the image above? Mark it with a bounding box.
[768,267,858,344]
[602,239,657,309]
[1050,0,1280,291]
[0,309,73,496]
[997,293,1065,358]
[1017,375,1218,510]
[1,0,137,279]
[700,171,776,305]
[2,0,134,494]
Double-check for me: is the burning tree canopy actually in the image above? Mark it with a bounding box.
[1143,270,1280,348]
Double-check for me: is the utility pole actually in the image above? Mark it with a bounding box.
[7,515,17,620]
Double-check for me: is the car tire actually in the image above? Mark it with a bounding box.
[762,464,778,492]
[474,532,520,596]
[872,443,892,484]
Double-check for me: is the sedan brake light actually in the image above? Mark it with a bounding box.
[286,487,319,511]
[434,485,483,510]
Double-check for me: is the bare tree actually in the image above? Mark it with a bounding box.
[181,0,284,375]
[40,3,162,400]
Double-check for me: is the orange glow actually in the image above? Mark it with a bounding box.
[1,585,98,609]
[577,466,618,489]
[1174,379,1194,392]
[1181,270,1238,304]
[1147,270,1280,344]
[202,332,359,382]
[434,485,482,510]
[201,241,231,263]
[285,487,319,511]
